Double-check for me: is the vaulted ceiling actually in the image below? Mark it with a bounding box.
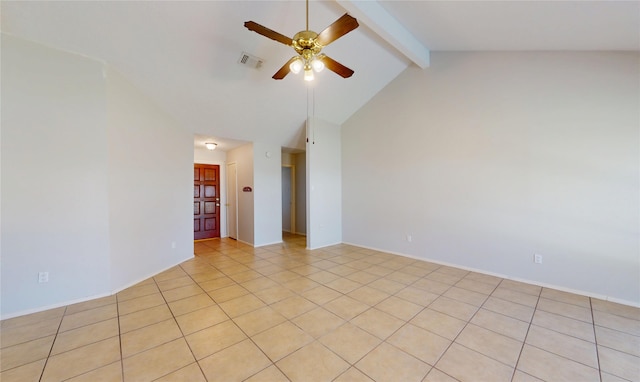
[2,1,638,150]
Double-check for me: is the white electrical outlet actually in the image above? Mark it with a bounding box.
[38,272,49,283]
[171,241,176,249]
[534,254,543,264]
[406,234,412,242]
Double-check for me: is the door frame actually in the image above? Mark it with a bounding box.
[282,164,296,234]
[226,161,238,240]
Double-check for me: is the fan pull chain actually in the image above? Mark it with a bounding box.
[305,86,315,145]
[313,88,316,144]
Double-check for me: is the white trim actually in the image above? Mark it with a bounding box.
[254,240,284,248]
[226,161,238,240]
[1,292,111,321]
[236,238,253,247]
[342,241,640,308]
[0,255,192,320]
[307,241,343,251]
[110,255,192,295]
[4,241,637,320]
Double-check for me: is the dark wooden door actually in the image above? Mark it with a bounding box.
[194,164,220,239]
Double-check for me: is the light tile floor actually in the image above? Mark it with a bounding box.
[1,233,639,381]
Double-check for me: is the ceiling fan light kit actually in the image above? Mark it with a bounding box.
[244,0,358,81]
[289,57,303,74]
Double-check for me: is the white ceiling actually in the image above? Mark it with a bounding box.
[2,1,638,150]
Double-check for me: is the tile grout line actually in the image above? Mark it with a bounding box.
[192,246,301,381]
[423,274,502,382]
[121,272,197,376]
[400,269,490,377]
[519,293,608,374]
[256,246,317,380]
[156,264,214,381]
[300,261,387,382]
[509,281,542,382]
[507,290,611,377]
[30,300,121,380]
[115,293,125,382]
[209,249,295,382]
[590,297,603,382]
[224,245,382,381]
[38,306,67,382]
[339,266,458,382]
[422,272,502,382]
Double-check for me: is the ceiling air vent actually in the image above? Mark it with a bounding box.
[238,52,264,69]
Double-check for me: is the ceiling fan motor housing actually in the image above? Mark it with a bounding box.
[292,30,323,59]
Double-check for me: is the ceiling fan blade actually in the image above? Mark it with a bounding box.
[316,13,359,47]
[244,21,293,46]
[273,57,298,80]
[321,55,354,78]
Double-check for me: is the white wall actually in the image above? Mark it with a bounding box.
[307,118,342,249]
[225,142,283,247]
[1,35,111,316]
[194,147,227,238]
[106,69,193,291]
[253,142,282,246]
[342,52,640,306]
[1,34,194,318]
[227,144,254,245]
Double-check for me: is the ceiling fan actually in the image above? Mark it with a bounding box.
[244,0,359,81]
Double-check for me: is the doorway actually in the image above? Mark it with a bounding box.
[282,165,296,233]
[226,162,238,240]
[281,151,306,238]
[194,164,220,239]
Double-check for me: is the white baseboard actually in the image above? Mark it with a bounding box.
[307,240,343,251]
[342,241,640,309]
[1,255,193,321]
[254,240,284,248]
